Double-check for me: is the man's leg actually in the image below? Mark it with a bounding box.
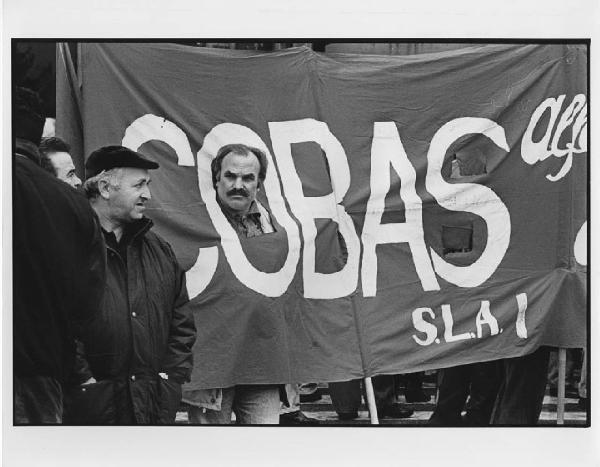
[547,348,558,394]
[280,383,300,414]
[578,348,587,409]
[328,379,362,419]
[579,348,587,398]
[14,375,63,424]
[279,383,319,424]
[188,387,234,424]
[566,348,580,395]
[370,375,413,419]
[234,385,280,424]
[428,365,470,426]
[405,371,430,402]
[491,346,551,425]
[371,375,396,409]
[463,361,502,426]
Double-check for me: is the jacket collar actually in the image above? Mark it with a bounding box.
[127,217,153,242]
[216,197,261,225]
[102,217,153,249]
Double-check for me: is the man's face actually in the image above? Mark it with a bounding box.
[49,151,82,188]
[215,151,261,215]
[107,167,152,225]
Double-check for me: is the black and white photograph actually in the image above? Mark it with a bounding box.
[2,1,598,466]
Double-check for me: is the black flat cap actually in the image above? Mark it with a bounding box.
[85,145,159,179]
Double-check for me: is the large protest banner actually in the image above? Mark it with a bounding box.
[57,43,587,390]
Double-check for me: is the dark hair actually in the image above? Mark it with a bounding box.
[14,86,45,148]
[39,137,71,175]
[210,144,268,188]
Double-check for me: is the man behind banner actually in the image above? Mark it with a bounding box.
[66,146,195,424]
[186,143,314,424]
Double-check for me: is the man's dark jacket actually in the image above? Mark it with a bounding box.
[68,217,196,424]
[13,154,105,384]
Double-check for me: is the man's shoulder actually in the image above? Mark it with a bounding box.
[143,229,166,245]
[141,229,177,259]
[137,229,183,280]
[15,156,92,214]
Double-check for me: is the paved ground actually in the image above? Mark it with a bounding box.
[176,383,588,426]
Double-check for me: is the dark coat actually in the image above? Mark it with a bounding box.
[13,154,105,384]
[67,218,195,424]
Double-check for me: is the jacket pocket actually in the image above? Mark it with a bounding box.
[64,380,116,424]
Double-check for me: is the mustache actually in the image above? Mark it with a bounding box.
[227,188,249,197]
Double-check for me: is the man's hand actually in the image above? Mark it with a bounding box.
[81,377,97,385]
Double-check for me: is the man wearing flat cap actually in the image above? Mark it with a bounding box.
[65,145,195,424]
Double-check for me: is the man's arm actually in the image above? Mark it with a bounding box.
[71,212,106,384]
[162,245,196,383]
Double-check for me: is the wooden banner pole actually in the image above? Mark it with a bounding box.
[557,347,567,425]
[364,377,379,425]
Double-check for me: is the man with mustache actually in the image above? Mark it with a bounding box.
[186,143,316,424]
[67,145,195,424]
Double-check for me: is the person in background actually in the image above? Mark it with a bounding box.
[397,372,431,403]
[329,376,414,421]
[546,347,581,398]
[37,135,102,394]
[428,361,501,426]
[490,347,551,425]
[38,136,82,189]
[13,86,105,424]
[578,348,587,410]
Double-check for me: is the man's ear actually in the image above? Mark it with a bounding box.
[213,171,222,190]
[98,179,112,199]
